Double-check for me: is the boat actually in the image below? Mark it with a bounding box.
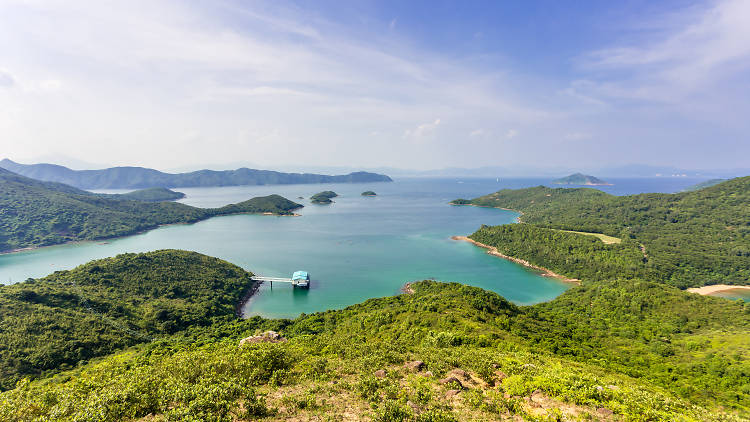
[292,270,310,288]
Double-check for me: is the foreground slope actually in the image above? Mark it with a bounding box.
[0,158,393,189]
[455,176,750,288]
[0,250,256,390]
[0,168,302,252]
[0,264,747,420]
[0,281,745,421]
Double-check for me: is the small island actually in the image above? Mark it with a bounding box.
[311,191,338,204]
[552,173,611,186]
[449,198,472,205]
[361,191,377,196]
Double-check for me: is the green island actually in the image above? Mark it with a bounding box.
[310,190,338,204]
[0,168,302,253]
[361,191,377,196]
[552,173,611,186]
[0,251,747,420]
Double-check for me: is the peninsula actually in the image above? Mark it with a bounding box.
[0,168,302,253]
[552,173,611,185]
[0,158,392,189]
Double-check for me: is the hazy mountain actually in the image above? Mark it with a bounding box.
[0,159,393,190]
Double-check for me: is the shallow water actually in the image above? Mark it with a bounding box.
[0,176,714,317]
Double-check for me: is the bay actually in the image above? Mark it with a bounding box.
[0,177,713,317]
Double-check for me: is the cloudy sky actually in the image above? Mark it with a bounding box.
[1,0,749,171]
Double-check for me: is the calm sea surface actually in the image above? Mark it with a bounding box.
[2,176,742,317]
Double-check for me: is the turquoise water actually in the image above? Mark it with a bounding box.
[0,177,716,317]
[710,289,750,302]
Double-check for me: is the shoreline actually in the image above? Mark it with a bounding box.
[0,210,301,256]
[236,278,264,318]
[451,235,580,284]
[449,202,523,223]
[686,284,750,296]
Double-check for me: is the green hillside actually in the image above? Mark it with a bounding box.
[455,176,750,288]
[112,187,185,201]
[0,271,746,421]
[0,159,393,189]
[0,168,302,252]
[0,250,256,390]
[682,178,726,192]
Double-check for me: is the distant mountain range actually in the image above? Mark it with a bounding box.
[0,159,392,190]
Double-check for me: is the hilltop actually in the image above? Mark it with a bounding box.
[0,159,393,189]
[0,168,302,252]
[552,173,611,185]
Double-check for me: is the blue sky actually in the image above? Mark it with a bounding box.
[0,0,748,171]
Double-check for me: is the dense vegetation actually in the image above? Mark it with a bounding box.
[0,250,256,390]
[0,168,302,251]
[111,187,185,201]
[0,159,392,189]
[310,190,338,204]
[362,191,377,196]
[552,173,610,185]
[1,279,746,421]
[459,177,750,288]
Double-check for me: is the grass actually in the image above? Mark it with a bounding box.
[550,229,622,244]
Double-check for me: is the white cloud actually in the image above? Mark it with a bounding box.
[575,0,750,104]
[469,129,484,137]
[404,119,440,139]
[505,129,518,139]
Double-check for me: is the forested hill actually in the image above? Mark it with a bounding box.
[1,271,747,420]
[0,168,302,252]
[0,250,256,390]
[0,158,393,189]
[454,176,750,288]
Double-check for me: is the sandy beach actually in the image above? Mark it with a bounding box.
[452,235,580,284]
[686,284,750,296]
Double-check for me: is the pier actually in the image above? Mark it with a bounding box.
[251,271,310,288]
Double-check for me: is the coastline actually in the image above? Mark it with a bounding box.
[449,202,523,223]
[236,278,264,318]
[686,284,750,296]
[0,210,301,256]
[452,235,580,284]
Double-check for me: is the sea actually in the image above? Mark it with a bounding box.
[1,176,744,317]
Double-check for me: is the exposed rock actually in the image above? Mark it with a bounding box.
[423,371,433,377]
[374,370,387,378]
[521,363,536,370]
[597,408,614,417]
[404,360,425,372]
[494,370,508,380]
[439,376,464,388]
[445,389,461,399]
[606,385,619,390]
[447,368,468,380]
[239,330,287,346]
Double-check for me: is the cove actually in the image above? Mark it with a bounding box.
[0,177,708,318]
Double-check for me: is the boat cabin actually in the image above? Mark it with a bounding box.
[292,271,310,288]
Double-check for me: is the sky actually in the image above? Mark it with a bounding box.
[0,0,749,172]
